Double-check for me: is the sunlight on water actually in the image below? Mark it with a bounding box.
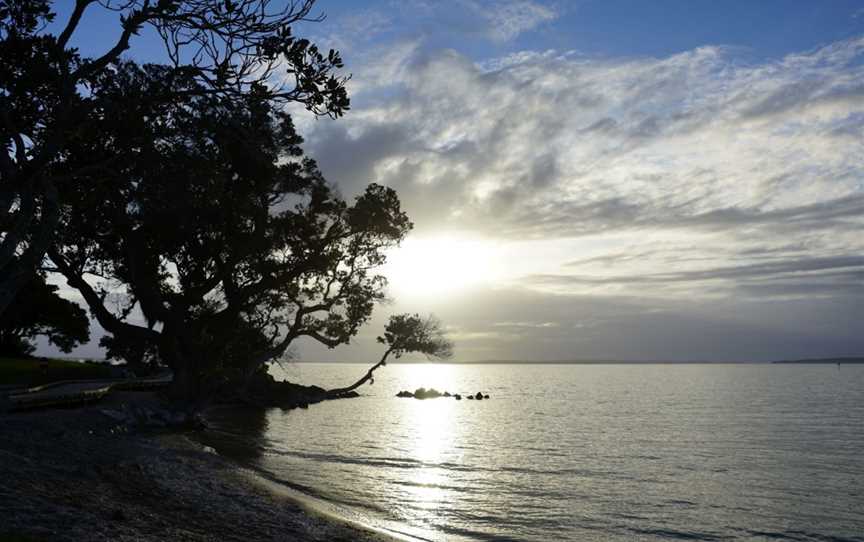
[395,365,461,527]
[204,364,864,542]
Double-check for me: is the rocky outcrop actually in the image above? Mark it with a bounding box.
[395,387,445,399]
[395,388,489,401]
[100,403,205,430]
[237,372,359,410]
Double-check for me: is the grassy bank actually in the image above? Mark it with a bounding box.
[0,357,113,387]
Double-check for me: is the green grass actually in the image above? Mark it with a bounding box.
[0,356,114,387]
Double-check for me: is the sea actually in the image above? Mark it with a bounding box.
[202,363,864,542]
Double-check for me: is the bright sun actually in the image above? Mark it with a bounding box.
[383,235,500,300]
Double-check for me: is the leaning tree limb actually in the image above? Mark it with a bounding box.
[325,346,395,398]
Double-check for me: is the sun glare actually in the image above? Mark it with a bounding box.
[383,235,501,300]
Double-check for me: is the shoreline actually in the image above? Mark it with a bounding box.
[0,391,408,542]
[236,465,430,542]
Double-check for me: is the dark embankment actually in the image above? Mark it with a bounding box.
[0,390,395,542]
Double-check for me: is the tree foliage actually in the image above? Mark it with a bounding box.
[0,0,348,317]
[325,314,453,397]
[0,272,89,356]
[49,62,410,402]
[377,313,454,361]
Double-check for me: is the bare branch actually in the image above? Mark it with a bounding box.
[58,0,96,49]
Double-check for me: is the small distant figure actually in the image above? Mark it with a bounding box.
[39,359,49,376]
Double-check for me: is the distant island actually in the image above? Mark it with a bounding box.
[771,357,864,364]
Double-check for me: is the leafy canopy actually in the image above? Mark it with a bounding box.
[0,0,349,317]
[49,62,410,398]
[378,314,454,361]
[0,273,89,357]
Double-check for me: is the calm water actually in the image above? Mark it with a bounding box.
[203,363,864,541]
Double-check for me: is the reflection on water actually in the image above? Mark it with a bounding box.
[403,398,456,526]
[199,405,269,464]
[202,363,864,542]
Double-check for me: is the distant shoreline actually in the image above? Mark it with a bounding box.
[291,357,864,365]
[35,356,864,367]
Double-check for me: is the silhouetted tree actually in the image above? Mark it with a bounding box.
[0,0,348,317]
[0,272,89,356]
[49,64,409,404]
[326,314,453,397]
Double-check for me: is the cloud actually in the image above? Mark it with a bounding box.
[393,0,559,44]
[296,36,864,305]
[527,255,864,298]
[294,285,864,362]
[473,0,558,42]
[307,8,393,53]
[269,32,864,362]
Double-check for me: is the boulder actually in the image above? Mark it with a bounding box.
[454,394,462,400]
[414,388,443,400]
[474,392,484,400]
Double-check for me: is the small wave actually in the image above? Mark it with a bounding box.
[432,522,529,542]
[266,448,430,470]
[264,446,650,483]
[391,479,467,493]
[626,526,732,541]
[743,529,864,542]
[666,499,698,507]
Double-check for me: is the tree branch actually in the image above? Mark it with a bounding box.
[58,0,96,49]
[73,2,158,81]
[325,346,394,397]
[48,247,159,344]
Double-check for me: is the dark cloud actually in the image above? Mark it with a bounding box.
[525,256,864,301]
[500,193,864,239]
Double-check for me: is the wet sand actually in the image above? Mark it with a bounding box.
[0,391,400,542]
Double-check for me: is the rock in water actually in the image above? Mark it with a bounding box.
[475,392,484,400]
[414,388,443,400]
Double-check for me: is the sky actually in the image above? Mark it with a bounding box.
[42,0,864,362]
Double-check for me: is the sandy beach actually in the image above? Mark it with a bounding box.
[0,391,400,542]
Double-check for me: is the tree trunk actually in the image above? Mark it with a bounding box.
[0,179,60,317]
[325,347,394,398]
[168,355,203,408]
[161,326,203,407]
